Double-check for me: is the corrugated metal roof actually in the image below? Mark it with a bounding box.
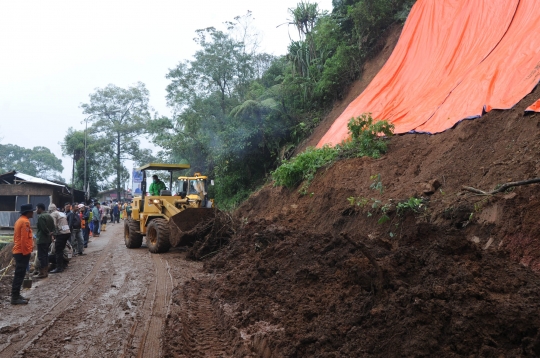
[13,172,64,187]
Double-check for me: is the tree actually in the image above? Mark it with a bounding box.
[0,143,64,179]
[61,128,112,198]
[152,14,298,208]
[80,82,152,201]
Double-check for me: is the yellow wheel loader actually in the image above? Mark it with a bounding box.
[124,163,215,253]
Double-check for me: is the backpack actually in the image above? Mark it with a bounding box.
[71,212,82,229]
[80,212,86,229]
[55,212,70,234]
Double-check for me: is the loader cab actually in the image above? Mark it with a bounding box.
[177,173,213,208]
[134,163,192,217]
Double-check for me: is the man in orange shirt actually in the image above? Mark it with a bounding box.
[12,203,35,305]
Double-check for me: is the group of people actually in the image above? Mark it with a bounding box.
[9,199,130,305]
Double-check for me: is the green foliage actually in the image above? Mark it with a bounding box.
[395,1,416,22]
[81,82,152,198]
[396,197,423,216]
[0,144,63,180]
[147,1,412,210]
[272,146,339,193]
[314,44,358,103]
[272,114,393,193]
[214,173,257,211]
[61,128,135,197]
[347,0,414,53]
[344,113,394,158]
[153,13,292,209]
[346,172,425,238]
[369,173,384,194]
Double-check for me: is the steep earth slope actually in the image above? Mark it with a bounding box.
[163,77,540,357]
[297,24,403,152]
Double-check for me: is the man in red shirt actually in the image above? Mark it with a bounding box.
[12,203,35,305]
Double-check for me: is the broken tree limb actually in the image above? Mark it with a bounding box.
[462,178,540,195]
[340,232,384,294]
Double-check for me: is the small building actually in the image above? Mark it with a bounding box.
[0,171,84,228]
[97,188,131,203]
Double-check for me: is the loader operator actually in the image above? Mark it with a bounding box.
[149,175,166,196]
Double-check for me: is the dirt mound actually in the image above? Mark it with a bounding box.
[167,84,540,355]
[237,84,540,262]
[185,211,236,260]
[0,243,14,298]
[0,243,14,270]
[162,20,540,356]
[204,219,540,357]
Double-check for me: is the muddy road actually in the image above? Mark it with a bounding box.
[0,223,229,357]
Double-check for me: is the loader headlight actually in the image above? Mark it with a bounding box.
[153,199,161,204]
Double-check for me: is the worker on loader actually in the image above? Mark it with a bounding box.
[149,175,166,196]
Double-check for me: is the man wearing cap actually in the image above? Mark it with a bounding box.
[35,203,55,279]
[69,204,85,256]
[11,204,34,305]
[48,203,71,273]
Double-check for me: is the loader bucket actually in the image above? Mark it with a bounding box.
[168,208,216,247]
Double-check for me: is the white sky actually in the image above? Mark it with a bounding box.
[0,0,333,182]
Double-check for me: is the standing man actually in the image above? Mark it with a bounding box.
[126,201,132,219]
[92,202,101,237]
[35,203,54,279]
[83,205,91,247]
[69,204,85,256]
[149,175,166,196]
[11,204,34,305]
[112,202,120,224]
[49,204,71,274]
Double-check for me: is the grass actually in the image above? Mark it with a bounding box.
[272,114,394,193]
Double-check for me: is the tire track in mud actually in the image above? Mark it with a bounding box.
[21,226,157,358]
[2,224,228,358]
[78,240,145,358]
[135,254,173,358]
[0,231,118,358]
[165,279,233,358]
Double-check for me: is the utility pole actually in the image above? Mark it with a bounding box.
[71,157,75,204]
[83,116,89,203]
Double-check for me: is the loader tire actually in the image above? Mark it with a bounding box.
[146,218,171,253]
[124,219,143,249]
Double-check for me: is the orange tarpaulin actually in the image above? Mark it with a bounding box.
[526,99,540,112]
[318,0,540,147]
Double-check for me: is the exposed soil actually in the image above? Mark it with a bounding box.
[164,72,540,356]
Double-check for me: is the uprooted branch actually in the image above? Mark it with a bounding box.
[462,178,540,195]
[341,232,384,295]
[186,211,237,260]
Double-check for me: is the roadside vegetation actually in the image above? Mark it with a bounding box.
[0,0,416,209]
[272,114,394,194]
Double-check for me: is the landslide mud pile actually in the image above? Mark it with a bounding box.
[0,243,14,296]
[206,220,540,357]
[162,84,540,357]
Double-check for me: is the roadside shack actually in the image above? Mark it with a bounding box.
[0,171,84,228]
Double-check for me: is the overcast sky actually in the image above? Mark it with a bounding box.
[0,0,333,181]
